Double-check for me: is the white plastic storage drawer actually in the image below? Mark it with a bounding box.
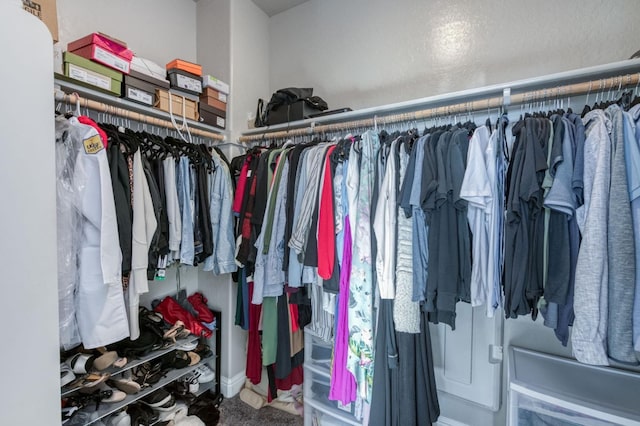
[508,347,640,426]
[510,387,617,426]
[304,329,333,372]
[304,364,361,426]
[305,400,360,426]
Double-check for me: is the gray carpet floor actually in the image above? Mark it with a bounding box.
[218,395,303,426]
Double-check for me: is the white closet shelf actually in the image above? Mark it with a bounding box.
[54,77,227,138]
[68,355,215,426]
[61,336,200,397]
[193,380,217,397]
[241,58,640,141]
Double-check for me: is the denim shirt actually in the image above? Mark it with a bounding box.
[253,160,290,303]
[203,151,237,275]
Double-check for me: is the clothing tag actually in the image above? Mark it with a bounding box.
[246,169,252,177]
[83,134,104,154]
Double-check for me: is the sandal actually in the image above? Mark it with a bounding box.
[66,372,110,389]
[163,321,186,343]
[109,371,142,394]
[139,306,164,325]
[67,353,96,374]
[132,361,165,387]
[93,351,119,371]
[160,350,191,370]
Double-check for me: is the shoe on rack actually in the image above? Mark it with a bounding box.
[109,371,141,394]
[152,396,177,413]
[141,388,172,408]
[127,403,159,425]
[60,363,76,388]
[66,372,111,389]
[67,353,96,374]
[179,374,200,395]
[175,340,198,351]
[192,365,214,384]
[107,410,131,426]
[93,351,119,371]
[193,338,213,359]
[80,384,127,404]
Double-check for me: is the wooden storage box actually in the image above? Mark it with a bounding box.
[155,89,198,121]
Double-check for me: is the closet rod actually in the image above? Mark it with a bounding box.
[55,90,225,141]
[239,69,640,143]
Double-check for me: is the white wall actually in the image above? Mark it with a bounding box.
[57,0,197,65]
[197,0,231,83]
[269,0,640,111]
[230,0,271,137]
[195,0,271,396]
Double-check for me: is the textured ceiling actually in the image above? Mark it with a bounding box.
[251,0,310,17]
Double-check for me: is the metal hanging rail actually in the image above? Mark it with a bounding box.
[239,59,640,143]
[54,79,225,141]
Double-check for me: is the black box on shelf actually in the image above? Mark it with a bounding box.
[167,68,203,96]
[200,103,226,129]
[122,70,169,106]
[265,99,324,126]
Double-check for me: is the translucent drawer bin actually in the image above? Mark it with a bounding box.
[508,347,640,426]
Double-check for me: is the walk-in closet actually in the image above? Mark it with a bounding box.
[2,1,640,425]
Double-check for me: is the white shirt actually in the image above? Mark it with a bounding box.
[460,126,498,317]
[128,149,157,340]
[373,138,399,299]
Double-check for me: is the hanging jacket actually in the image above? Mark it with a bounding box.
[58,117,130,349]
[203,150,237,275]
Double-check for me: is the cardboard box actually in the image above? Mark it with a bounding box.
[23,0,58,42]
[202,87,227,103]
[131,56,167,82]
[200,103,226,119]
[155,89,198,121]
[166,59,202,76]
[68,33,133,74]
[199,95,226,112]
[63,51,123,82]
[126,70,169,89]
[167,68,202,95]
[202,75,229,94]
[200,103,226,129]
[64,63,121,95]
[122,70,169,106]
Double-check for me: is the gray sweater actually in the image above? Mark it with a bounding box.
[572,109,612,366]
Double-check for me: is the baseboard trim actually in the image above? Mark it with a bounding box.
[436,417,469,426]
[220,372,246,398]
